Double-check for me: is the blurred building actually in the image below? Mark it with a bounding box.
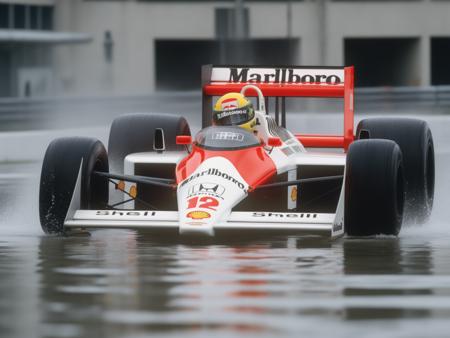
[1,0,450,97]
[0,0,91,97]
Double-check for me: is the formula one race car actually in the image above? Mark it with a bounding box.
[39,65,435,238]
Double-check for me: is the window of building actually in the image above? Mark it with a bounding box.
[14,4,26,29]
[41,6,53,30]
[29,6,39,30]
[0,4,53,30]
[345,38,420,87]
[155,39,299,90]
[0,4,10,29]
[0,48,11,97]
[431,38,450,85]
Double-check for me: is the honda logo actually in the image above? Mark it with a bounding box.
[188,183,226,197]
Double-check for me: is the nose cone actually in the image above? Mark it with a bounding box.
[177,157,249,236]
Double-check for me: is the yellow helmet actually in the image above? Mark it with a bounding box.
[213,93,256,132]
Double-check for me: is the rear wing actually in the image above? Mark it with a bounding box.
[201,65,355,150]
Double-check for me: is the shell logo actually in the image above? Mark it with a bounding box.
[186,211,211,220]
[291,187,298,202]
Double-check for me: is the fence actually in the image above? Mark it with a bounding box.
[0,86,449,131]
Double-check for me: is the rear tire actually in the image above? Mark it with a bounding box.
[39,137,109,234]
[345,139,405,236]
[108,113,191,174]
[356,118,434,223]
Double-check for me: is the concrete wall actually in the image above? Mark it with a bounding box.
[326,1,450,85]
[48,0,450,96]
[53,0,217,96]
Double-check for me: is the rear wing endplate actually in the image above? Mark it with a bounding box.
[201,65,355,150]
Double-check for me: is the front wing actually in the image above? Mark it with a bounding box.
[64,210,344,238]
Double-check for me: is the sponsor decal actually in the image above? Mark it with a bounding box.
[221,98,238,110]
[187,196,219,211]
[216,108,247,120]
[212,132,244,142]
[229,68,342,85]
[252,212,317,218]
[333,222,343,232]
[291,186,298,202]
[180,168,246,191]
[188,183,225,198]
[187,211,211,220]
[96,210,156,217]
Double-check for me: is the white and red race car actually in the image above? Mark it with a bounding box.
[39,65,435,238]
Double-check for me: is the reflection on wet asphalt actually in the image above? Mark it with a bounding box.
[3,229,450,338]
[0,140,450,338]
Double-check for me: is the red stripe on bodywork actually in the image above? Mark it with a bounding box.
[176,145,277,188]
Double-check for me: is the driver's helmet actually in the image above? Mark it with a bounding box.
[213,93,256,132]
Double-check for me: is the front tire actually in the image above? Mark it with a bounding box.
[345,139,405,236]
[39,137,109,234]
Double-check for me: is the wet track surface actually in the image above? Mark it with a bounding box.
[1,114,450,338]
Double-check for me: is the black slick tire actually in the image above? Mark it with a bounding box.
[345,139,405,236]
[39,137,109,234]
[356,118,434,223]
[108,113,191,174]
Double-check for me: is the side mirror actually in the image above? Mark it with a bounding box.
[268,137,282,147]
[176,135,192,145]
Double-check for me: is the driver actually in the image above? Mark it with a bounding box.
[212,93,257,133]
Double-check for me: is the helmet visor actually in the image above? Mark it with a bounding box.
[213,104,254,126]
